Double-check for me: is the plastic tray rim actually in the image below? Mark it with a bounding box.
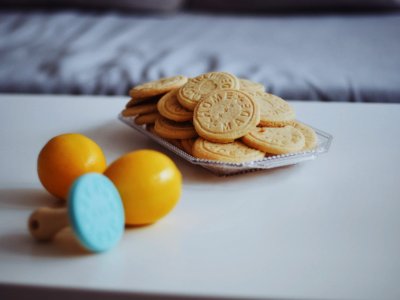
[118,114,333,175]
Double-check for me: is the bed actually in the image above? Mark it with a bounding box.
[0,0,399,102]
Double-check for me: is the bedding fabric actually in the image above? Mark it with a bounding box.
[0,10,399,102]
[188,0,400,12]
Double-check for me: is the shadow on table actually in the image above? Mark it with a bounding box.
[0,188,89,257]
[0,188,153,258]
[0,229,90,258]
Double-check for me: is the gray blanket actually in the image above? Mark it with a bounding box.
[1,10,399,102]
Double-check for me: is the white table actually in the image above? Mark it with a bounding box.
[0,94,399,300]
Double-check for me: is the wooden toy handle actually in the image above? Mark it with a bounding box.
[28,207,69,241]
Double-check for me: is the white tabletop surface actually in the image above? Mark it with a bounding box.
[0,94,399,300]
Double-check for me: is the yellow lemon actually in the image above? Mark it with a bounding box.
[37,133,107,200]
[104,150,182,225]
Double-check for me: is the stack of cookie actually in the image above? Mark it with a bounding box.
[122,72,317,163]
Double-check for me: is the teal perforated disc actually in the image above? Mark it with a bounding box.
[68,173,125,253]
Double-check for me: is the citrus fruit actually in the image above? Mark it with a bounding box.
[104,150,182,225]
[37,133,107,200]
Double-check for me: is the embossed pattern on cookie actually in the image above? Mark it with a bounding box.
[253,92,295,127]
[290,121,317,150]
[130,75,188,99]
[193,89,260,143]
[239,78,265,93]
[177,72,240,111]
[242,126,305,155]
[157,89,193,122]
[192,137,265,163]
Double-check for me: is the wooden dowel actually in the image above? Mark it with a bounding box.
[28,207,69,241]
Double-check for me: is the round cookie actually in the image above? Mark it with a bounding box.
[239,78,265,93]
[134,112,160,125]
[253,92,295,127]
[154,116,198,140]
[192,137,265,163]
[177,72,240,111]
[291,121,317,150]
[157,89,193,122]
[125,95,161,108]
[146,124,155,133]
[242,126,305,155]
[147,124,183,149]
[129,75,188,99]
[165,138,183,150]
[181,138,196,155]
[193,89,260,143]
[121,103,158,117]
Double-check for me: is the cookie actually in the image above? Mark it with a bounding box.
[125,95,161,108]
[147,124,183,148]
[253,92,295,127]
[146,124,155,133]
[181,138,196,155]
[154,116,198,140]
[242,126,305,155]
[134,112,160,125]
[291,121,317,150]
[121,103,158,117]
[192,137,265,163]
[129,75,188,99]
[193,89,260,143]
[177,72,240,111]
[239,78,265,93]
[166,139,183,149]
[157,89,193,122]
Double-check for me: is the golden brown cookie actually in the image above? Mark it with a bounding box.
[253,92,295,127]
[166,139,183,149]
[125,95,161,108]
[193,89,260,143]
[192,137,265,163]
[157,89,193,122]
[121,103,158,117]
[291,121,317,151]
[129,75,188,99]
[146,124,155,132]
[134,112,160,125]
[242,126,305,155]
[239,78,265,93]
[147,124,183,148]
[154,116,198,140]
[177,72,240,111]
[181,138,196,155]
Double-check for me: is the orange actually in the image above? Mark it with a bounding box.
[37,133,107,200]
[104,150,182,225]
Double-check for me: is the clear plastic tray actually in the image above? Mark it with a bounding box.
[119,115,333,176]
